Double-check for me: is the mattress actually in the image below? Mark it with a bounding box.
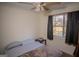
[6,41,44,57]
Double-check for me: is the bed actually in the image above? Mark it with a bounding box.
[5,39,63,57]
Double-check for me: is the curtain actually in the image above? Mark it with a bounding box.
[73,44,79,56]
[65,11,79,45]
[47,16,53,40]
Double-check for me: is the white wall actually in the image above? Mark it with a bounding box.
[0,4,40,48]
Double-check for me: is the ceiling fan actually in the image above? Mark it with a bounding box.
[18,2,65,12]
[31,2,63,12]
[32,2,49,11]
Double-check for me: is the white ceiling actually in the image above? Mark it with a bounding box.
[16,2,79,10]
[0,2,79,11]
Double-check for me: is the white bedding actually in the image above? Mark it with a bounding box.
[6,40,44,57]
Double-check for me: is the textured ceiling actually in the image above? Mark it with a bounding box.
[16,2,78,11]
[0,2,79,11]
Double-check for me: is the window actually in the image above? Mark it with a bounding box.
[53,14,67,38]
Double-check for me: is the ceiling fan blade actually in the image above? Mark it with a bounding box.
[45,2,61,6]
[45,2,65,10]
[31,6,41,11]
[31,2,49,11]
[43,6,49,11]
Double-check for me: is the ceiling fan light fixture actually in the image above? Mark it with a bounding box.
[40,6,45,11]
[35,7,45,12]
[35,7,40,11]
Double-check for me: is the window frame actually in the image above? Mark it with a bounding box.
[53,14,67,37]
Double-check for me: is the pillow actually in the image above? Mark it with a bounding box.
[5,41,23,51]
